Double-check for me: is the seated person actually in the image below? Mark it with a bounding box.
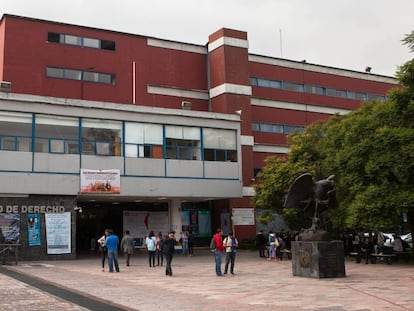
[356,237,372,264]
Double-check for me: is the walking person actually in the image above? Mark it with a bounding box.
[97,229,109,272]
[156,232,164,266]
[211,228,224,276]
[255,230,267,258]
[145,230,157,267]
[223,232,238,275]
[120,230,134,267]
[163,231,177,276]
[188,230,195,256]
[104,229,120,273]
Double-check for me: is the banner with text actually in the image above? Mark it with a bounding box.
[45,212,71,254]
[80,169,121,194]
[27,213,41,247]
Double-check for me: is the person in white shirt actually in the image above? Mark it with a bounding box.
[223,232,238,275]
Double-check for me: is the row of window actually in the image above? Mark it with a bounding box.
[252,122,304,134]
[250,77,386,101]
[0,112,237,162]
[47,32,116,51]
[46,67,115,85]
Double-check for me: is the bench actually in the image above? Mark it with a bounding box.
[370,253,396,265]
[394,251,411,262]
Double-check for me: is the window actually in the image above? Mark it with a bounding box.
[305,85,324,95]
[47,67,115,85]
[326,88,346,98]
[284,125,304,134]
[251,76,381,102]
[252,122,303,135]
[81,118,122,156]
[282,81,304,92]
[50,139,65,153]
[46,67,64,79]
[83,37,100,49]
[124,123,163,158]
[35,115,79,154]
[165,126,201,160]
[203,128,237,162]
[47,32,116,51]
[64,35,81,46]
[101,40,116,51]
[47,32,61,43]
[65,69,82,80]
[0,112,32,151]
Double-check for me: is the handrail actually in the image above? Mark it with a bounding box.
[0,243,20,265]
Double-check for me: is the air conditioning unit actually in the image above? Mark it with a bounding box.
[181,101,192,110]
[0,81,11,93]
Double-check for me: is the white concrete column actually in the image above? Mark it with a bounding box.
[169,199,183,237]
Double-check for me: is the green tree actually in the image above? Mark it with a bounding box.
[254,31,414,245]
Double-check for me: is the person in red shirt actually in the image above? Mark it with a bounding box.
[212,228,224,276]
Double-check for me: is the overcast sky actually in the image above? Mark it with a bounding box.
[2,0,413,77]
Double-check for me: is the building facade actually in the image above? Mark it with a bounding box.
[0,14,397,259]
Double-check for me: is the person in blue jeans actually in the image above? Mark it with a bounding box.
[223,232,238,275]
[104,229,120,273]
[211,228,224,276]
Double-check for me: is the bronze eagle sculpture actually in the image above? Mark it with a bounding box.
[284,173,337,231]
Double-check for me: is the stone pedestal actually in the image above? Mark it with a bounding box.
[291,241,345,278]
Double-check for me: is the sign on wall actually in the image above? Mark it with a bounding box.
[27,213,41,247]
[45,212,71,254]
[0,213,20,243]
[80,169,121,194]
[123,211,169,248]
[232,208,255,226]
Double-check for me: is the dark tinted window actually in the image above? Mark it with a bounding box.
[47,32,60,43]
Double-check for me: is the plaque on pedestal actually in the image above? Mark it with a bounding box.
[291,241,345,278]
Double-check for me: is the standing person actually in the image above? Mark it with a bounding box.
[156,232,164,266]
[104,229,120,272]
[223,232,238,275]
[145,230,157,267]
[181,230,189,256]
[120,230,134,267]
[255,230,267,258]
[163,231,177,276]
[97,229,109,272]
[211,228,224,276]
[268,231,278,261]
[356,236,372,264]
[188,230,195,256]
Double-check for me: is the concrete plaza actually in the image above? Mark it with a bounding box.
[1,249,413,311]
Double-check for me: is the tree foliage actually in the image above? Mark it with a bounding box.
[254,31,414,237]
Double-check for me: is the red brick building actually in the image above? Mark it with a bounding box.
[0,14,397,254]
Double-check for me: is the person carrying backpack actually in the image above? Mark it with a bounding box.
[145,230,157,267]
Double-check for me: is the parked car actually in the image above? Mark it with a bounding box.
[382,233,394,247]
[401,233,412,250]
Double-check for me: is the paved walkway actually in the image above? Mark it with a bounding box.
[1,250,414,311]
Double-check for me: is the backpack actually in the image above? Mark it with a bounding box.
[146,237,156,250]
[210,236,217,252]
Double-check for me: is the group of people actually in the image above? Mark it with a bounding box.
[96,228,242,277]
[255,230,290,260]
[210,228,239,276]
[97,229,179,276]
[341,230,409,264]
